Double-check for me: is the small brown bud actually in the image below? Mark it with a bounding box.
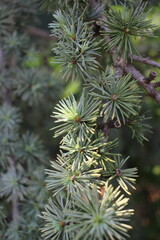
[114,120,121,128]
[59,222,65,227]
[116,168,122,177]
[75,116,81,122]
[112,94,118,101]
[70,175,75,182]
[79,148,83,153]
[100,185,106,197]
[124,28,130,34]
[72,59,77,64]
[145,71,157,83]
[150,71,157,78]
[71,35,76,40]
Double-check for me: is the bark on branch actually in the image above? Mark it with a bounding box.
[122,64,160,103]
[132,55,160,69]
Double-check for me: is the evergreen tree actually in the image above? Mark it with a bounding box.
[39,0,160,240]
[0,0,64,239]
[1,0,160,239]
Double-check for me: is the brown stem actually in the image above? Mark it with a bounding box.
[12,197,19,221]
[0,49,4,70]
[103,123,110,141]
[7,156,19,221]
[132,55,160,69]
[98,119,123,142]
[152,82,160,88]
[144,71,157,83]
[123,64,160,103]
[26,26,55,40]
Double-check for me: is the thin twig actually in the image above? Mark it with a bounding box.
[0,49,4,70]
[123,64,160,103]
[26,26,55,40]
[144,71,157,83]
[152,82,160,88]
[8,157,19,221]
[132,55,160,69]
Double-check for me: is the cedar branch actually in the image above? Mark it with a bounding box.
[89,0,160,103]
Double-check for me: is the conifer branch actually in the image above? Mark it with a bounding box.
[40,1,158,239]
[0,2,51,238]
[89,0,160,103]
[122,64,160,103]
[0,48,19,221]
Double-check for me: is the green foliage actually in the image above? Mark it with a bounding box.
[0,71,14,91]
[101,0,156,61]
[16,132,48,171]
[61,132,119,170]
[36,0,86,12]
[41,184,134,240]
[91,72,142,124]
[27,167,47,202]
[3,32,28,55]
[127,112,152,145]
[103,156,138,195]
[0,132,18,169]
[0,165,28,201]
[67,184,134,240]
[4,221,23,240]
[14,69,53,105]
[0,0,35,39]
[0,206,6,226]
[0,104,22,132]
[49,8,102,80]
[41,196,70,240]
[1,0,158,239]
[46,154,102,196]
[60,132,107,164]
[0,0,61,239]
[0,6,14,38]
[40,1,156,239]
[4,218,43,240]
[51,92,101,138]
